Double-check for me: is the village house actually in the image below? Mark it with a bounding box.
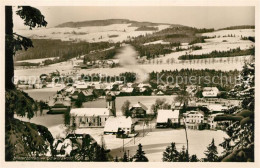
[48,94,71,114]
[70,108,110,128]
[161,83,181,95]
[104,116,134,135]
[207,113,225,130]
[77,89,95,102]
[207,104,229,113]
[70,88,81,100]
[129,102,148,118]
[156,90,165,95]
[202,87,219,98]
[156,109,180,128]
[120,87,136,96]
[186,85,199,97]
[70,92,116,128]
[75,81,89,90]
[183,110,205,130]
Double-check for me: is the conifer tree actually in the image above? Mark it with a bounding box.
[133,144,148,162]
[5,6,53,161]
[114,156,119,162]
[189,154,199,162]
[95,135,108,161]
[122,151,128,162]
[162,142,179,162]
[204,138,219,162]
[178,145,188,162]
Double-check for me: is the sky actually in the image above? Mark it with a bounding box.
[13,6,255,30]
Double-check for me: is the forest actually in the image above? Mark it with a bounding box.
[178,47,255,60]
[15,39,116,61]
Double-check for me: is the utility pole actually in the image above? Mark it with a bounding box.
[184,120,189,161]
[143,121,145,137]
[123,137,124,152]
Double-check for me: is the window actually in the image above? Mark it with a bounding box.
[105,118,107,121]
[100,118,101,122]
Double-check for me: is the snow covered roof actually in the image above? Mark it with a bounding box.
[203,87,219,92]
[138,83,151,88]
[207,104,228,112]
[157,110,180,123]
[185,110,204,117]
[104,116,133,133]
[65,86,74,93]
[157,91,164,95]
[121,87,134,93]
[131,102,148,110]
[76,82,89,89]
[80,89,94,96]
[70,108,110,117]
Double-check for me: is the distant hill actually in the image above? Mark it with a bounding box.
[55,19,181,28]
[218,25,255,30]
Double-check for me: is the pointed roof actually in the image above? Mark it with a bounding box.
[131,102,148,111]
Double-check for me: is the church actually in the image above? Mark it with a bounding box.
[70,92,116,128]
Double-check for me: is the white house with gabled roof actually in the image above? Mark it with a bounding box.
[104,116,134,134]
[156,109,180,128]
[202,87,219,98]
[183,110,205,129]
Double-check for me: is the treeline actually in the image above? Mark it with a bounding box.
[189,36,208,45]
[15,39,115,61]
[219,25,255,30]
[129,26,210,45]
[129,26,211,59]
[149,69,240,91]
[132,43,173,59]
[80,72,137,83]
[135,26,158,31]
[83,48,117,62]
[178,47,255,60]
[194,28,215,33]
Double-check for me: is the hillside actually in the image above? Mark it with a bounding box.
[56,19,173,28]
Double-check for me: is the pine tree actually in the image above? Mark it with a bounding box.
[162,142,179,162]
[204,138,219,162]
[5,6,53,161]
[133,144,148,162]
[178,145,188,162]
[114,156,119,162]
[190,154,199,162]
[95,135,108,161]
[122,151,128,162]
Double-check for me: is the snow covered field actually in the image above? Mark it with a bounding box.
[15,24,170,43]
[109,128,228,161]
[202,29,255,38]
[14,29,254,79]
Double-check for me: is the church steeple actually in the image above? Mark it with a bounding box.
[106,92,116,116]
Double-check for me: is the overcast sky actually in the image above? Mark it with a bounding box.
[13,6,255,30]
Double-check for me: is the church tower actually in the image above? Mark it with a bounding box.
[106,92,116,116]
